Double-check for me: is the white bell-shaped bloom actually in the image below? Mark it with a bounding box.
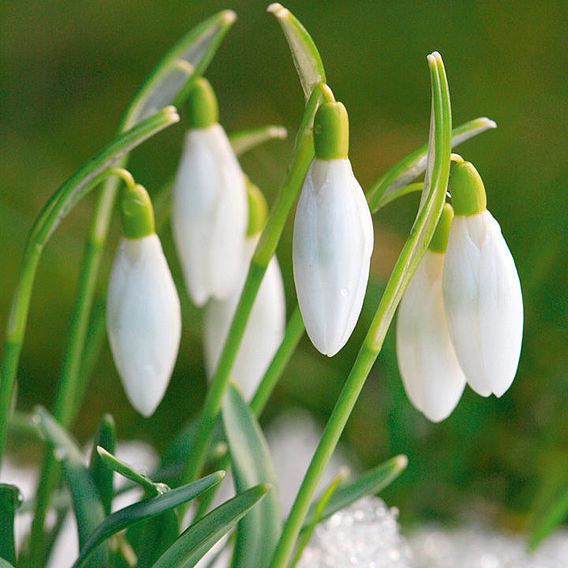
[443,210,523,397]
[204,237,286,400]
[107,235,181,416]
[397,250,467,422]
[293,159,374,356]
[172,123,248,306]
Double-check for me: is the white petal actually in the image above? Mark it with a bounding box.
[293,159,373,356]
[204,238,286,400]
[443,211,523,397]
[172,124,248,306]
[107,235,181,416]
[396,251,467,422]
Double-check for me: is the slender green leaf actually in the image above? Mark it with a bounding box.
[34,107,178,245]
[154,484,269,568]
[0,484,21,564]
[97,447,165,496]
[374,182,424,210]
[229,125,288,156]
[367,51,452,352]
[33,407,107,566]
[292,470,347,567]
[222,384,282,567]
[302,455,408,530]
[89,415,115,515]
[126,10,237,127]
[130,512,181,568]
[367,116,496,212]
[267,3,326,99]
[72,471,224,568]
[0,559,15,568]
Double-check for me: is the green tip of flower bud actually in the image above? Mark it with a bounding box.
[314,101,349,160]
[245,177,269,236]
[449,160,487,216]
[187,77,218,129]
[120,184,155,239]
[429,203,454,253]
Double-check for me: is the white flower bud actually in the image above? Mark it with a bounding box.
[293,159,374,356]
[443,210,523,397]
[204,237,286,400]
[107,235,181,416]
[172,123,248,306]
[397,250,466,422]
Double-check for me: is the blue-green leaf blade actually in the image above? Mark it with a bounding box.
[72,471,224,568]
[89,414,115,515]
[34,407,107,566]
[154,484,269,568]
[127,10,236,126]
[0,484,21,564]
[367,116,495,212]
[229,125,288,156]
[302,455,408,530]
[268,3,326,99]
[222,384,282,567]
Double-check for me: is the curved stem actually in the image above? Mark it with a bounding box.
[268,52,452,568]
[179,85,331,488]
[0,108,175,467]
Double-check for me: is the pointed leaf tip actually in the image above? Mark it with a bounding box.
[221,9,237,24]
[267,3,287,16]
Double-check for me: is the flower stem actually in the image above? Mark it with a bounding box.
[268,52,452,568]
[179,85,332,487]
[194,305,305,520]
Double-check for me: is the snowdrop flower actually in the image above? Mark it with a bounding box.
[107,184,181,416]
[172,77,248,306]
[293,102,374,356]
[443,159,523,397]
[397,204,466,422]
[204,180,286,399]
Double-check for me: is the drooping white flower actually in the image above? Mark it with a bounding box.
[204,181,286,400]
[204,238,285,400]
[107,185,181,417]
[293,102,374,356]
[397,205,466,422]
[443,160,523,397]
[172,78,248,306]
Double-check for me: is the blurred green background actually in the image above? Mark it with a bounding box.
[1,0,567,528]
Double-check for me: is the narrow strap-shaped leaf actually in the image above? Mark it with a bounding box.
[34,107,178,245]
[0,484,21,564]
[367,51,452,352]
[292,470,347,567]
[267,3,326,99]
[126,10,237,126]
[97,446,163,495]
[229,125,288,156]
[33,407,107,566]
[89,415,115,515]
[367,116,495,212]
[72,471,224,568]
[222,384,282,567]
[301,455,407,530]
[154,484,269,568]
